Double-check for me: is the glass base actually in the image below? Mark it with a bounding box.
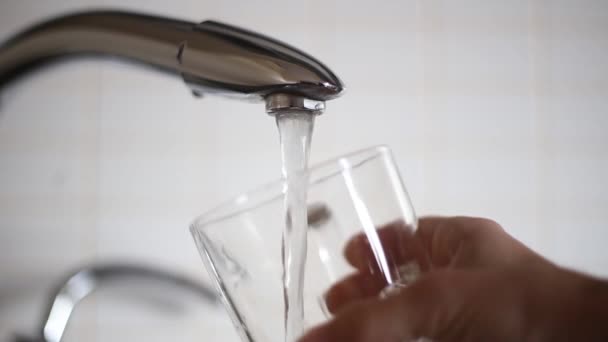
[379,262,432,341]
[380,261,422,299]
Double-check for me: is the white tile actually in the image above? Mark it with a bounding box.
[2,0,608,340]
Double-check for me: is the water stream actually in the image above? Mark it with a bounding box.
[276,112,315,342]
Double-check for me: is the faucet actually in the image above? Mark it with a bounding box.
[0,12,342,340]
[14,264,219,342]
[0,10,344,115]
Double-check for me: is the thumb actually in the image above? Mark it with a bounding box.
[299,271,473,342]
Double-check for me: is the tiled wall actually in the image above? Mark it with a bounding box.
[1,0,607,340]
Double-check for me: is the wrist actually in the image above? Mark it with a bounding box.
[531,266,608,341]
[567,270,608,340]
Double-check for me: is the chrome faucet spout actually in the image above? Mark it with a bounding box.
[0,11,344,113]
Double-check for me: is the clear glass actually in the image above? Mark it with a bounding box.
[190,146,425,342]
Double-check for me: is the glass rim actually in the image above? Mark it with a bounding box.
[190,145,393,230]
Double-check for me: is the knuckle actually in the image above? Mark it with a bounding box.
[475,217,504,231]
[450,216,504,234]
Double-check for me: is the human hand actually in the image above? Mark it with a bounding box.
[300,216,608,342]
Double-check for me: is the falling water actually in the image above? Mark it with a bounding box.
[276,111,314,342]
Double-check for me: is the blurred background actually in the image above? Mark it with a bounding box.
[1,0,607,341]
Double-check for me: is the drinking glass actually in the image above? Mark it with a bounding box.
[190,146,427,342]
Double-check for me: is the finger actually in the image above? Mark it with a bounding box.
[324,271,387,314]
[343,222,411,270]
[344,222,429,273]
[415,216,449,248]
[299,297,408,342]
[345,217,446,266]
[415,216,457,267]
[300,270,474,342]
[416,216,524,269]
